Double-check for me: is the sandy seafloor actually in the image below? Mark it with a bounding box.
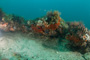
[0,31,90,60]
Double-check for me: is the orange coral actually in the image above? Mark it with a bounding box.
[31,17,61,34]
[31,24,45,34]
[0,22,8,30]
[66,35,83,46]
[82,35,87,42]
[2,23,8,27]
[45,17,61,30]
[10,27,15,31]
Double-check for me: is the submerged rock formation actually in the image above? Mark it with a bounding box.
[0,8,90,54]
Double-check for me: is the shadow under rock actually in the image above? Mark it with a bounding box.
[42,37,71,52]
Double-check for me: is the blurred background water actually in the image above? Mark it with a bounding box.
[0,0,90,28]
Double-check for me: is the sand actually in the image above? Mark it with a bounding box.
[0,31,89,60]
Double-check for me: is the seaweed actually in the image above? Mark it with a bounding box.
[12,14,25,24]
[0,8,5,21]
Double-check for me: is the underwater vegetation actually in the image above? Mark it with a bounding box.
[0,8,5,21]
[0,8,90,54]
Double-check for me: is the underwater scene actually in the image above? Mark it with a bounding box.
[0,0,90,60]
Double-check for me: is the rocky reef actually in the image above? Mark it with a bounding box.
[0,8,90,54]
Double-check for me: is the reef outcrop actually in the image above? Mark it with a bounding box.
[0,9,90,54]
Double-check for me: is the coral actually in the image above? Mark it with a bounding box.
[4,14,13,22]
[9,27,15,31]
[46,11,53,22]
[44,11,61,31]
[46,11,60,24]
[12,14,25,24]
[53,11,60,20]
[66,22,88,47]
[31,24,45,34]
[37,20,43,26]
[27,20,31,25]
[60,18,69,29]
[82,34,90,42]
[66,34,84,46]
[0,23,8,30]
[44,16,61,30]
[31,11,61,35]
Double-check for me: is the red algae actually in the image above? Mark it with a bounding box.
[66,35,83,46]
